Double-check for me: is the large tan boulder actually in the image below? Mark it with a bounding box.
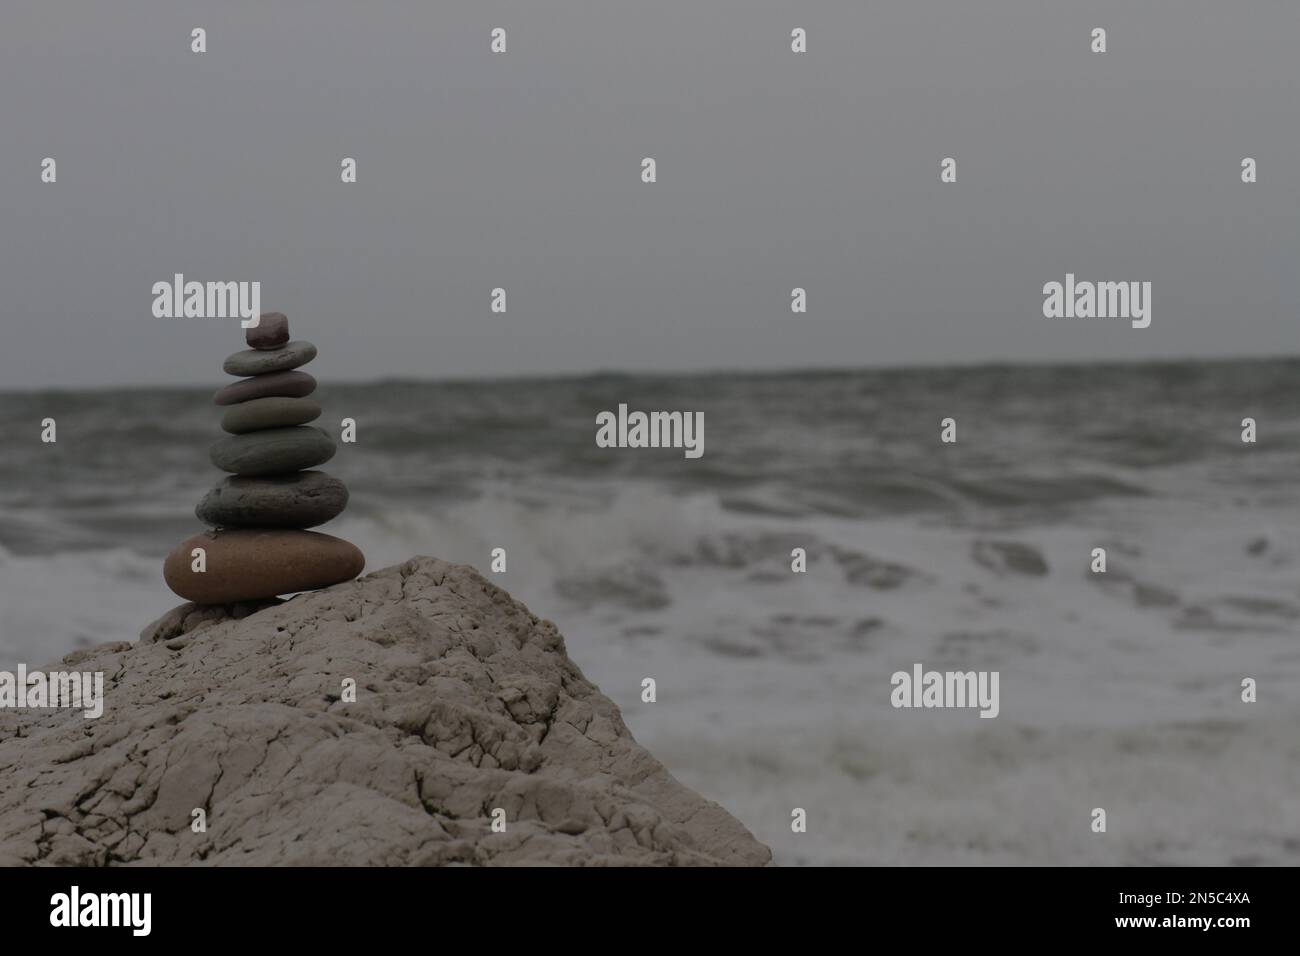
[0,557,769,866]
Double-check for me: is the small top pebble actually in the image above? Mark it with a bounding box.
[247,312,290,350]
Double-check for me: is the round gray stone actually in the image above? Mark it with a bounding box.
[196,471,349,529]
[209,426,336,477]
[221,397,322,434]
[246,312,289,350]
[213,370,316,406]
[223,340,317,377]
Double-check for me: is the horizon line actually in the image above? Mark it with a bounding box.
[3,350,1298,396]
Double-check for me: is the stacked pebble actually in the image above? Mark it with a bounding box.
[163,313,365,604]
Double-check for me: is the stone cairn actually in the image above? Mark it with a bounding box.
[164,312,365,604]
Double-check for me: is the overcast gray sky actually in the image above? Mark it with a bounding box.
[1,0,1296,389]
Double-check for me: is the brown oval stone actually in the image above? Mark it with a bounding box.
[214,370,316,406]
[247,312,290,350]
[163,529,365,604]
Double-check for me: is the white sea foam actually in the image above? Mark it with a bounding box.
[5,485,1298,865]
[0,544,170,668]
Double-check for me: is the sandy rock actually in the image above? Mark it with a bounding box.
[140,599,284,643]
[0,558,769,866]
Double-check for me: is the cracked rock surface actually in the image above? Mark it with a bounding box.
[0,557,770,866]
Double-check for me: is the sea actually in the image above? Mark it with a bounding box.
[2,358,1298,866]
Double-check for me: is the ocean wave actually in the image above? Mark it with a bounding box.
[0,543,170,668]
